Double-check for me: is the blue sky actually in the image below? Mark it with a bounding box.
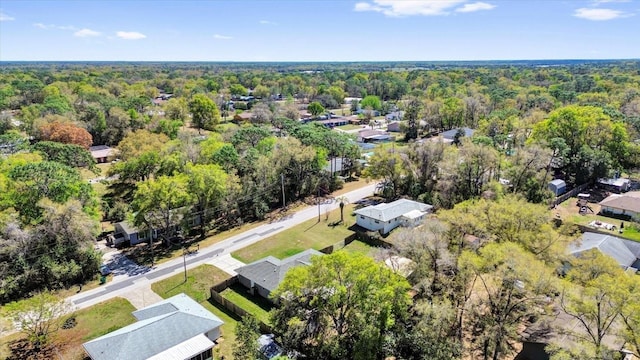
[0,0,638,61]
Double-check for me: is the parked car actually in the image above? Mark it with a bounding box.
[99,264,112,276]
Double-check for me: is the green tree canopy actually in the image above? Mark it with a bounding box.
[361,95,382,111]
[307,101,325,117]
[189,94,220,131]
[271,252,411,360]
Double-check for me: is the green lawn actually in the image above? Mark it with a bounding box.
[336,124,363,131]
[220,284,273,325]
[1,297,137,360]
[216,122,240,133]
[556,197,640,242]
[58,297,137,359]
[232,204,357,263]
[151,264,239,360]
[340,239,376,257]
[622,225,640,242]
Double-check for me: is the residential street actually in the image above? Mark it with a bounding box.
[67,182,377,310]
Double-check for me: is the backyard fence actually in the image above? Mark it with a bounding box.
[319,233,358,254]
[551,183,589,208]
[209,276,272,333]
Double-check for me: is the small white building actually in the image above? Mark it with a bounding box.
[354,199,433,234]
[89,145,116,163]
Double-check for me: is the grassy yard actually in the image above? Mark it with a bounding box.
[340,239,376,257]
[556,197,640,242]
[0,297,136,360]
[57,298,137,359]
[151,264,239,360]
[336,124,364,131]
[220,284,273,325]
[216,122,240,133]
[232,204,357,263]
[127,179,371,267]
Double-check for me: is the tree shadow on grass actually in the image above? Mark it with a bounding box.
[226,283,274,313]
[304,221,320,232]
[162,281,188,296]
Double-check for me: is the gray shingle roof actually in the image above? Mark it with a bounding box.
[236,249,324,292]
[116,221,139,236]
[569,232,640,269]
[89,145,115,159]
[353,199,433,222]
[83,293,223,360]
[441,127,475,140]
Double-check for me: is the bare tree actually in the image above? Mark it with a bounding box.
[4,292,73,348]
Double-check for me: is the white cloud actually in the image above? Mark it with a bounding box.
[354,0,467,16]
[574,7,630,20]
[0,11,14,21]
[116,31,146,40]
[33,23,76,30]
[591,0,630,4]
[74,28,101,37]
[259,20,277,25]
[213,34,233,40]
[455,2,495,13]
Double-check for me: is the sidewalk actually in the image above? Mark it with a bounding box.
[66,183,376,310]
[207,254,246,276]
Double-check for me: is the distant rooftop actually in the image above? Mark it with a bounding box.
[89,145,115,159]
[440,127,475,140]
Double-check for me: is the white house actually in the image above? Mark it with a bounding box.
[89,145,116,163]
[599,191,640,219]
[354,199,433,234]
[83,293,224,360]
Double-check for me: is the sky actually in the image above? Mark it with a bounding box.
[0,0,639,61]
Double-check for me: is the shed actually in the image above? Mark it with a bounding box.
[548,179,566,196]
[387,121,402,132]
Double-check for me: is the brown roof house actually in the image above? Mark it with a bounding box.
[599,191,640,219]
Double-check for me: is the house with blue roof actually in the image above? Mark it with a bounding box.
[83,293,224,360]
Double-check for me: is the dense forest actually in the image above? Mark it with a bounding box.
[1,61,639,359]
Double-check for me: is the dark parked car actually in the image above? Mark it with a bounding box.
[99,264,112,276]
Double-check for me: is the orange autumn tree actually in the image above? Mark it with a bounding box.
[38,121,93,149]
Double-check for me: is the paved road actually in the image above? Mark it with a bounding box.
[67,183,377,309]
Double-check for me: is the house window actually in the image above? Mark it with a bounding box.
[189,348,213,360]
[360,215,365,219]
[375,220,379,224]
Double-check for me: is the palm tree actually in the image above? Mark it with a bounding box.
[335,196,349,224]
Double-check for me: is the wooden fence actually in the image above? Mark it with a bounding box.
[209,276,272,333]
[551,183,589,208]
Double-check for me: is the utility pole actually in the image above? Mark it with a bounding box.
[281,174,286,208]
[149,228,155,268]
[182,247,187,283]
[317,186,321,222]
